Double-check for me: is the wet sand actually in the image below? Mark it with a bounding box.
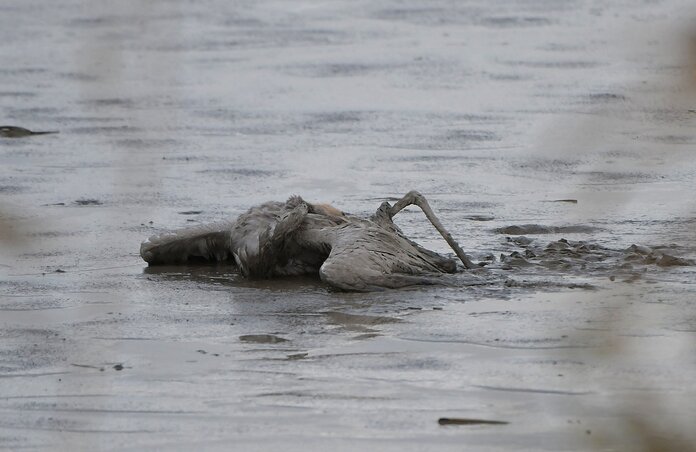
[1,0,696,450]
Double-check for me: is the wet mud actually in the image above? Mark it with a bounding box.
[2,0,696,451]
[495,237,694,274]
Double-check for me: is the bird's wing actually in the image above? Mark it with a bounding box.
[140,220,234,265]
[317,226,450,292]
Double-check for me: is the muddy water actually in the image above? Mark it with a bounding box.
[1,0,696,450]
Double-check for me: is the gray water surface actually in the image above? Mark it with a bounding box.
[1,0,696,450]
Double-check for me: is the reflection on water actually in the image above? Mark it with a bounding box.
[144,263,327,293]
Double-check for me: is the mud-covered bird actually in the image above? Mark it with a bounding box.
[140,191,476,291]
[0,126,58,137]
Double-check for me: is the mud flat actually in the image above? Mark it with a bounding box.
[1,0,696,450]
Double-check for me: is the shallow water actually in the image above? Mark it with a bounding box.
[1,0,696,450]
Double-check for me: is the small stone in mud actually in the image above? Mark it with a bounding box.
[113,364,124,371]
[196,349,207,354]
[54,269,65,273]
[500,252,533,269]
[74,199,102,206]
[506,236,534,246]
[626,244,652,255]
[239,334,288,344]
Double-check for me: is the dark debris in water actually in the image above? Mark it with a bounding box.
[71,363,104,372]
[352,333,382,340]
[325,311,401,326]
[438,418,509,426]
[543,199,578,203]
[463,214,495,221]
[495,224,598,235]
[73,199,103,206]
[0,126,58,137]
[504,279,596,290]
[239,334,288,344]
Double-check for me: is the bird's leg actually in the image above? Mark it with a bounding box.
[388,191,476,269]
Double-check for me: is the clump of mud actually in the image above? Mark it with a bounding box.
[622,244,693,267]
[493,237,693,278]
[494,224,599,235]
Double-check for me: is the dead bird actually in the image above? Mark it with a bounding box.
[0,126,58,137]
[140,191,476,291]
